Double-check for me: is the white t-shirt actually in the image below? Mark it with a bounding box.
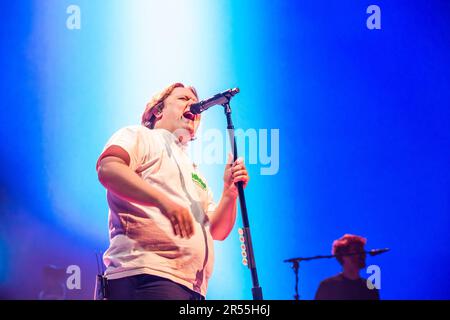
[99,125,216,297]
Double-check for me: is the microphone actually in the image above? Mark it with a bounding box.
[368,248,390,256]
[190,88,240,115]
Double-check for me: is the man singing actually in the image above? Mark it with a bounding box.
[96,83,249,300]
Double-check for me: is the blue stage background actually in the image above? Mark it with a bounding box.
[1,0,449,299]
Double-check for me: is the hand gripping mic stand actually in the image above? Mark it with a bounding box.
[221,89,263,300]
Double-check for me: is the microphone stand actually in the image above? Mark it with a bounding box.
[223,102,263,300]
[284,249,389,300]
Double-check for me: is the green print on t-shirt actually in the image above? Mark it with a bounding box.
[192,172,207,190]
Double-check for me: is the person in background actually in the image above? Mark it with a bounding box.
[314,234,380,300]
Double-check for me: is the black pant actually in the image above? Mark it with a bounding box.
[106,274,205,300]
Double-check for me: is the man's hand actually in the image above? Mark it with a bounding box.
[223,154,250,199]
[159,197,194,239]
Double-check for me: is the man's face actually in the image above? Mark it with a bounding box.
[156,86,200,140]
[342,243,366,271]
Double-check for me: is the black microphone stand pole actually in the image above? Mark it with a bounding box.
[223,102,263,300]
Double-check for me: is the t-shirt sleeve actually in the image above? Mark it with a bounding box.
[99,126,149,172]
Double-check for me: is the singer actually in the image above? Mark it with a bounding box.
[96,83,249,300]
[314,234,380,300]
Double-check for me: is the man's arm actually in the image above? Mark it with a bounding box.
[209,156,249,241]
[97,146,194,238]
[209,194,238,241]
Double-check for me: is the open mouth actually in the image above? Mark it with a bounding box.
[183,111,196,121]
